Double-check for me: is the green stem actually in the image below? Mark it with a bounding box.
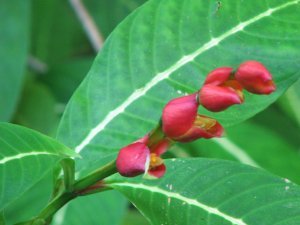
[73,160,117,192]
[147,123,165,148]
[38,192,76,222]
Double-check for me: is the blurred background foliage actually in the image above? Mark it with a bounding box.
[0,0,299,224]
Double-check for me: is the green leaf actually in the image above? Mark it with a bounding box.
[57,0,300,174]
[0,211,5,225]
[3,172,53,225]
[278,78,300,126]
[41,58,93,103]
[51,191,127,225]
[31,0,91,64]
[121,210,150,225]
[13,79,60,136]
[0,123,76,210]
[110,158,300,225]
[252,105,300,148]
[0,0,30,121]
[183,121,300,184]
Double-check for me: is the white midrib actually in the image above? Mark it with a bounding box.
[113,182,247,225]
[212,138,260,167]
[0,152,55,164]
[74,0,300,154]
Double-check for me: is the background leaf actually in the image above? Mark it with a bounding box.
[51,191,127,225]
[13,78,59,136]
[57,0,300,176]
[121,210,150,225]
[110,158,300,225]
[0,123,75,210]
[278,79,300,127]
[0,0,30,121]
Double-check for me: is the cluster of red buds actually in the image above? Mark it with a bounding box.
[116,61,276,178]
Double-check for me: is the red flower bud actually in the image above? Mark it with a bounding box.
[200,67,244,112]
[204,67,233,86]
[116,137,169,178]
[235,61,276,94]
[162,94,224,142]
[199,85,244,112]
[162,94,198,139]
[116,142,150,177]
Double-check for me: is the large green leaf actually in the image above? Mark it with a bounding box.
[0,0,30,121]
[110,158,300,225]
[57,0,300,174]
[183,121,300,184]
[0,123,75,210]
[51,191,127,225]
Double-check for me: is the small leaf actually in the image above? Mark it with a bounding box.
[0,123,76,210]
[110,158,300,225]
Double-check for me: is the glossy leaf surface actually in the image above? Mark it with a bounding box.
[0,123,75,210]
[111,158,300,225]
[57,0,300,175]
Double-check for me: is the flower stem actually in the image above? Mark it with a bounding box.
[73,160,117,192]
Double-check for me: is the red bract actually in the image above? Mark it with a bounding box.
[116,137,169,178]
[116,142,150,177]
[162,94,224,142]
[235,60,276,94]
[199,85,243,112]
[200,67,244,112]
[162,94,198,139]
[203,67,233,86]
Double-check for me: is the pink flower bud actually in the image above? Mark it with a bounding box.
[162,94,198,139]
[162,94,224,142]
[235,61,276,94]
[116,142,150,177]
[116,137,168,178]
[199,85,244,112]
[204,67,234,86]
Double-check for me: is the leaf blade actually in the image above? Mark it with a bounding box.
[0,123,75,210]
[58,0,300,174]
